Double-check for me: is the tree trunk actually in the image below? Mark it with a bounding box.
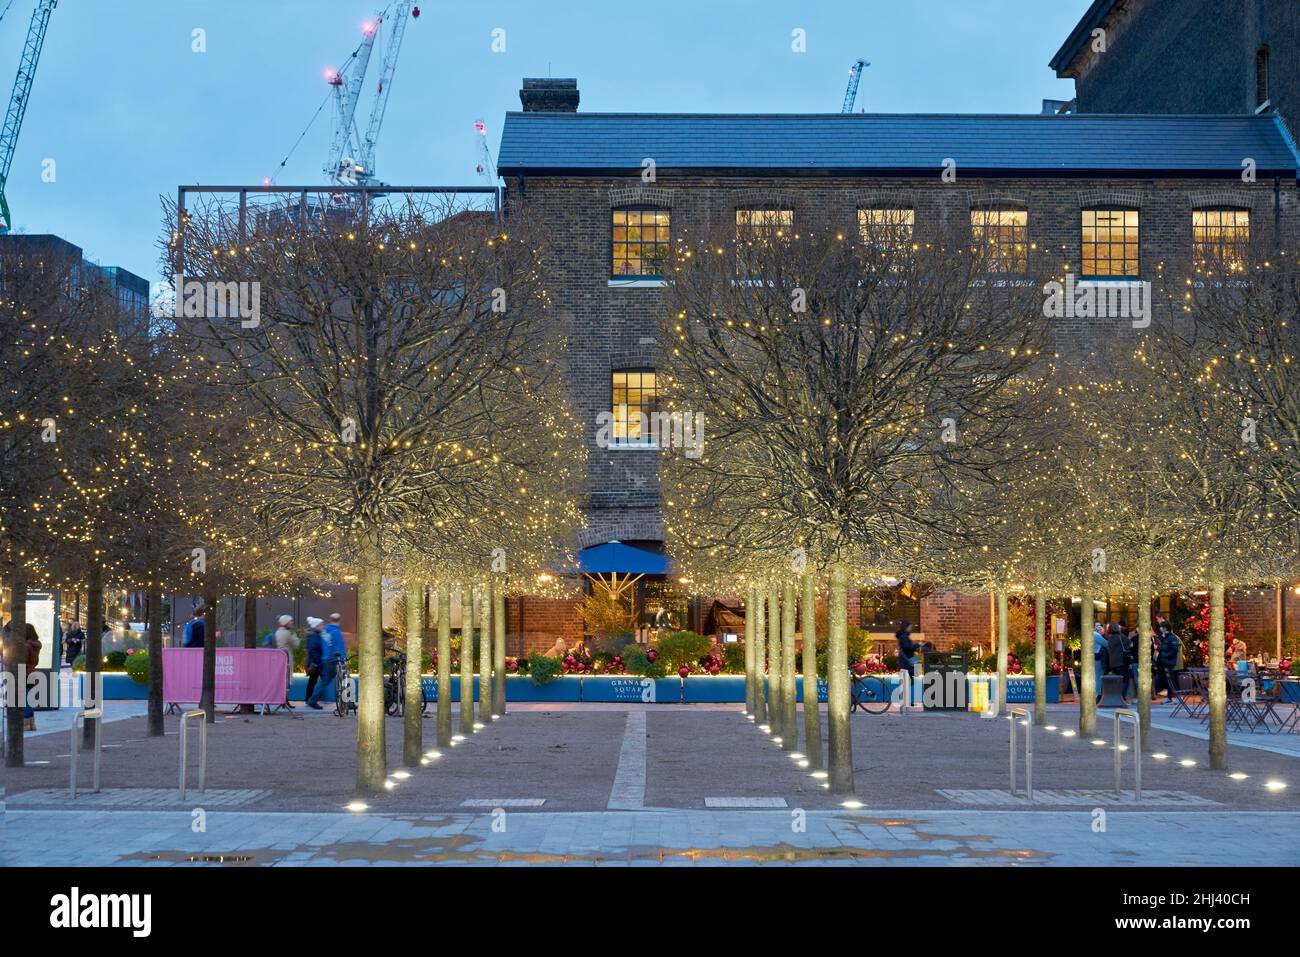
[239,594,257,714]
[436,581,452,747]
[4,573,27,767]
[200,590,218,723]
[1208,580,1227,769]
[743,580,756,716]
[781,579,797,751]
[493,583,506,716]
[477,582,492,727]
[458,585,474,733]
[826,564,854,795]
[995,586,1009,716]
[752,580,767,725]
[767,581,783,740]
[1079,589,1096,737]
[800,573,822,767]
[355,534,387,794]
[147,588,164,736]
[83,566,104,750]
[1033,588,1047,724]
[1137,576,1152,743]
[403,583,425,767]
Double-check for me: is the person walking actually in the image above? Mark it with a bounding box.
[1091,621,1107,700]
[1156,623,1182,703]
[273,615,297,709]
[304,619,326,709]
[181,608,206,648]
[1106,623,1130,700]
[305,618,333,710]
[896,619,922,685]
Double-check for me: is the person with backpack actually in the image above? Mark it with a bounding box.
[1157,623,1182,703]
[304,618,332,710]
[181,608,206,648]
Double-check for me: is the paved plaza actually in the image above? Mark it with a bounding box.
[3,700,1298,866]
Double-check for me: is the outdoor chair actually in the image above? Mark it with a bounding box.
[1167,670,1198,719]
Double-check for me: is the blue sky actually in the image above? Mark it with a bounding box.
[9,0,1086,283]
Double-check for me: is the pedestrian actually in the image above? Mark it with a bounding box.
[305,618,332,710]
[181,607,207,648]
[63,619,85,666]
[1091,620,1106,699]
[324,613,346,665]
[1106,623,1130,699]
[304,618,325,709]
[2,619,44,731]
[273,615,297,709]
[896,619,922,677]
[1156,623,1181,702]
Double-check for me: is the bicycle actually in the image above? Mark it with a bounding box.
[334,655,357,717]
[383,652,427,716]
[850,671,893,714]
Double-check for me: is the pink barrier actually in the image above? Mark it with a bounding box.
[162,648,289,706]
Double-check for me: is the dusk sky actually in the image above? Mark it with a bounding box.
[10,0,1086,284]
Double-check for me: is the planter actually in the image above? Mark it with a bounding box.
[682,674,746,703]
[503,674,582,702]
[582,675,660,703]
[969,674,1060,705]
[418,675,483,702]
[793,677,829,703]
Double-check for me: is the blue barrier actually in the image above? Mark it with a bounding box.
[504,674,583,702]
[582,676,659,703]
[684,674,745,703]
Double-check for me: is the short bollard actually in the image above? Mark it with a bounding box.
[179,709,208,800]
[1113,708,1142,800]
[70,708,103,798]
[896,668,911,715]
[1009,707,1033,800]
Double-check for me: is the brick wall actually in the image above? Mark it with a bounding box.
[506,595,583,657]
[920,588,994,651]
[1226,585,1300,651]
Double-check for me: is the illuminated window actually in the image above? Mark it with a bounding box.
[612,208,670,278]
[970,207,1028,273]
[858,207,914,252]
[1081,208,1139,277]
[1193,208,1249,270]
[736,208,793,244]
[611,369,657,446]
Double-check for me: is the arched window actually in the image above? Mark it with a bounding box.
[970,206,1028,273]
[611,208,670,278]
[1193,208,1250,270]
[1081,208,1139,278]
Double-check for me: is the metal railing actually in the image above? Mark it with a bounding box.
[1009,707,1033,799]
[70,707,102,798]
[179,709,208,800]
[1113,708,1142,800]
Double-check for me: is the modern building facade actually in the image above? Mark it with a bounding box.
[493,54,1300,656]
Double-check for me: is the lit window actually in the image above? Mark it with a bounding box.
[611,370,657,446]
[858,207,914,253]
[1082,209,1139,277]
[1193,208,1249,270]
[736,208,793,244]
[612,209,669,278]
[970,207,1028,273]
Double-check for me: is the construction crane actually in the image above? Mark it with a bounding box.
[473,119,496,184]
[841,57,869,113]
[323,2,417,188]
[0,0,57,232]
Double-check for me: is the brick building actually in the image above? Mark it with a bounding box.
[492,75,1300,657]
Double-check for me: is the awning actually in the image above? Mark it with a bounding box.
[575,541,669,576]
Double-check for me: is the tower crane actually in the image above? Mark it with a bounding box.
[322,2,416,189]
[841,57,869,113]
[0,0,57,232]
[473,119,496,185]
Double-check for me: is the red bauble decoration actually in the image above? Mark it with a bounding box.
[709,664,720,675]
[678,665,690,678]
[646,649,658,662]
[852,661,868,676]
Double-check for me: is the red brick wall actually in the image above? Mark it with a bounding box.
[920,588,993,651]
[506,595,583,657]
[1226,586,1300,653]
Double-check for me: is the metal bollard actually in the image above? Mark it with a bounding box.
[70,707,103,798]
[980,674,1001,719]
[1009,707,1033,799]
[1113,708,1142,800]
[180,709,208,800]
[896,668,911,715]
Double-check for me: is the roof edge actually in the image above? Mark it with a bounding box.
[1050,0,1118,76]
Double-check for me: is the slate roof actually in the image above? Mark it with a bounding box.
[497,111,1300,178]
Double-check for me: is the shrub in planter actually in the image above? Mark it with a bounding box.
[104,651,128,671]
[723,643,746,674]
[529,655,563,685]
[1288,658,1299,677]
[653,631,712,672]
[72,654,87,672]
[125,649,151,686]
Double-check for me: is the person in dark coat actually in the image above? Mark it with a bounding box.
[1156,624,1181,702]
[1106,623,1131,699]
[63,620,85,666]
[304,619,328,709]
[896,620,922,676]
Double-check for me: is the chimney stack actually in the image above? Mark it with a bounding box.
[520,78,579,112]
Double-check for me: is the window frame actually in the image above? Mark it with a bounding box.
[609,368,659,450]
[857,206,916,255]
[610,206,671,280]
[970,205,1029,275]
[1080,206,1140,280]
[1192,206,1250,272]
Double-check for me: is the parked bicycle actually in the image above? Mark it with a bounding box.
[383,652,427,716]
[850,671,892,715]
